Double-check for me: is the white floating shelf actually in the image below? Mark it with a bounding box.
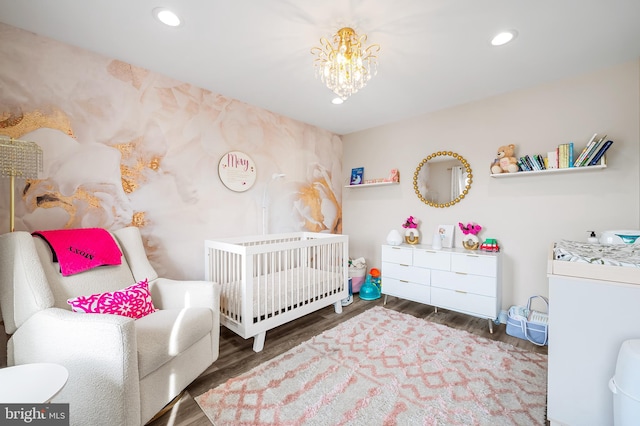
[344,181,400,188]
[491,160,606,178]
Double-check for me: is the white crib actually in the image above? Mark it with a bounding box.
[205,232,349,352]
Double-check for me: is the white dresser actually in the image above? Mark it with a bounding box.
[381,244,502,332]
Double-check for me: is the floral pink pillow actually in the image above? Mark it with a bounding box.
[67,279,157,319]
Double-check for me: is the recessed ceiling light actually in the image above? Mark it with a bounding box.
[331,97,344,105]
[491,30,518,46]
[153,8,181,27]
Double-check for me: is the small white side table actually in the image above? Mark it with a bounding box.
[0,363,68,403]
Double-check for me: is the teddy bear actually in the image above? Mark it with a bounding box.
[491,144,520,174]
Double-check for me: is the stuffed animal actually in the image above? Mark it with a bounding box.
[491,144,520,174]
[384,168,400,182]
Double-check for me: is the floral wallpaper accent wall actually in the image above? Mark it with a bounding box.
[0,23,342,280]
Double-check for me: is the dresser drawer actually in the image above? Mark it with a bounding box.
[382,277,430,305]
[381,262,429,283]
[382,245,413,265]
[431,287,497,318]
[431,270,496,297]
[413,248,450,270]
[450,253,497,277]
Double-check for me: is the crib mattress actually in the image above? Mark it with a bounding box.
[220,266,344,321]
[554,239,640,268]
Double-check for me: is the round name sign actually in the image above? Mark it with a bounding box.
[218,151,257,192]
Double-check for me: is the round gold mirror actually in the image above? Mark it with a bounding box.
[413,151,472,208]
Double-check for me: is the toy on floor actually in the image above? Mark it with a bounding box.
[369,268,381,290]
[359,274,381,301]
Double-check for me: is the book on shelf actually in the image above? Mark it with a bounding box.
[582,135,608,166]
[558,143,570,168]
[568,142,574,167]
[588,140,613,165]
[558,142,574,168]
[526,155,538,171]
[518,154,547,172]
[547,150,558,169]
[350,167,364,185]
[526,155,540,170]
[530,154,545,170]
[573,133,598,167]
[510,135,611,175]
[517,158,529,171]
[558,145,564,168]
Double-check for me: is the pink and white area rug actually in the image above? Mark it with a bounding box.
[196,306,547,425]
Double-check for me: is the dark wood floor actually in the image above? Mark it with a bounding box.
[147,296,548,425]
[1,297,548,426]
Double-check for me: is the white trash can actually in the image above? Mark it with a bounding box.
[609,339,640,425]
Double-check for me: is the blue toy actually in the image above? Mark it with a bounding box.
[359,274,381,301]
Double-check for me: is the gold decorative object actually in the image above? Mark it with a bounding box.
[462,235,480,250]
[459,223,482,250]
[413,151,473,208]
[0,137,43,232]
[405,229,420,245]
[311,27,380,100]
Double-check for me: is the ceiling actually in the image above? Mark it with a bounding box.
[1,1,640,135]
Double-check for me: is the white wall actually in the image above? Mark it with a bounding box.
[343,59,640,309]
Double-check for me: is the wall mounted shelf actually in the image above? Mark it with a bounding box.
[344,181,400,188]
[491,159,606,178]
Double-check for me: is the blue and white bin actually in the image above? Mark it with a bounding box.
[609,339,640,425]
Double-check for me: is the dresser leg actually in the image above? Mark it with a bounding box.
[488,318,494,334]
[434,306,438,314]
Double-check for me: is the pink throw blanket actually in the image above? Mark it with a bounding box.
[32,228,122,276]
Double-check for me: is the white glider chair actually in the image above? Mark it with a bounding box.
[0,227,220,426]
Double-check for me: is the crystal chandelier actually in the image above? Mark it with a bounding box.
[311,27,380,100]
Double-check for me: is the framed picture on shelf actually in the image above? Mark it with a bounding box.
[437,224,455,248]
[350,167,364,185]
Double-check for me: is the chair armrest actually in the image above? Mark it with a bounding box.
[9,308,140,426]
[149,278,220,311]
[150,279,221,362]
